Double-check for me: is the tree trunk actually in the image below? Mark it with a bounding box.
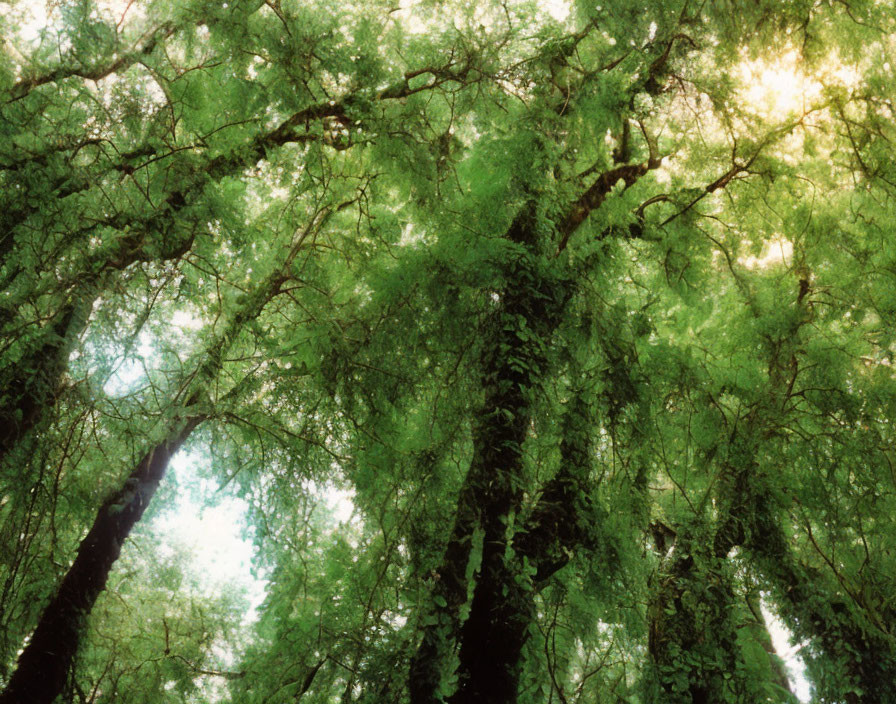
[410,151,660,703]
[408,207,552,704]
[0,211,302,702]
[0,408,204,704]
[446,393,601,704]
[0,292,92,467]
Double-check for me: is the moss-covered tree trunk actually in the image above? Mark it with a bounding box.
[446,233,561,704]
[0,292,92,466]
[410,155,659,704]
[408,205,556,704]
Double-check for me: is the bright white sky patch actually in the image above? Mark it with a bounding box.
[152,455,360,626]
[101,329,154,396]
[100,304,205,396]
[392,0,571,35]
[544,0,571,22]
[4,0,138,45]
[325,485,356,523]
[14,5,50,44]
[762,599,812,702]
[736,48,863,122]
[155,452,268,623]
[741,238,793,269]
[737,50,823,120]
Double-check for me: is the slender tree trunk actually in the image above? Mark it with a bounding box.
[0,229,197,468]
[714,441,891,704]
[0,409,204,704]
[0,208,315,703]
[515,392,599,584]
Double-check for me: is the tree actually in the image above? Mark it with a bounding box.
[2,0,896,702]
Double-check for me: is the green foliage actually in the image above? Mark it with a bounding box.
[4,1,896,703]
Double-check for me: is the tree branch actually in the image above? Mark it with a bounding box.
[5,22,177,103]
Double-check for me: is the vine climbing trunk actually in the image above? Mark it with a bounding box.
[409,153,660,704]
[447,240,563,704]
[408,205,557,704]
[0,406,204,704]
[448,387,602,704]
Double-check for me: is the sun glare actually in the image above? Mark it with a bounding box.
[736,48,863,121]
[736,50,822,119]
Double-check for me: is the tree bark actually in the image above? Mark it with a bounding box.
[0,408,204,704]
[0,202,317,702]
[704,278,892,699]
[408,206,553,704]
[410,152,660,704]
[445,393,601,704]
[515,392,599,584]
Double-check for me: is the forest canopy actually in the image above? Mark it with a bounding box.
[2,0,896,702]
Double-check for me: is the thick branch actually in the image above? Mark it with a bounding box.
[556,158,662,253]
[5,23,177,103]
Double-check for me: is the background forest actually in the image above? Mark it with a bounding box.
[2,0,896,702]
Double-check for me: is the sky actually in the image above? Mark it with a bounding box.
[152,451,356,626]
[153,452,266,621]
[764,603,811,701]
